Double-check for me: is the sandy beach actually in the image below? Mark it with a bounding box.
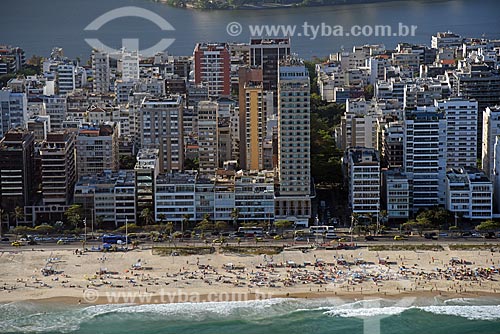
[2,245,500,305]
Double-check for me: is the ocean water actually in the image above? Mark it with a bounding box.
[2,297,500,334]
[1,0,500,59]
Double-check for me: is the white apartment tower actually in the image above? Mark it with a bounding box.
[91,50,110,94]
[0,89,28,138]
[275,58,311,222]
[119,50,140,82]
[403,107,447,213]
[482,106,500,180]
[56,64,76,95]
[42,96,66,130]
[346,147,380,216]
[437,98,478,169]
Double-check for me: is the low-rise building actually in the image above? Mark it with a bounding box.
[445,167,493,220]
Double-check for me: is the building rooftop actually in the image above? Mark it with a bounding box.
[349,147,379,165]
[156,172,197,185]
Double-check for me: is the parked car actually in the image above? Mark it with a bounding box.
[365,236,376,241]
[424,232,438,240]
[1,237,9,242]
[394,235,407,241]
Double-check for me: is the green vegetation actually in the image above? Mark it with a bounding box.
[64,204,83,229]
[475,220,500,231]
[152,246,215,256]
[304,60,345,186]
[220,245,284,255]
[449,244,500,251]
[368,244,444,251]
[119,155,136,170]
[162,0,397,10]
[140,208,154,226]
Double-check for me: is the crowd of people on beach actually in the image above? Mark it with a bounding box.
[2,249,500,299]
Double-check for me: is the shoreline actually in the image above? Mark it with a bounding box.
[12,290,500,306]
[156,0,414,11]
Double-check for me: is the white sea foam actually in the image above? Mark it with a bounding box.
[324,306,408,318]
[323,303,500,321]
[420,305,500,321]
[2,298,500,333]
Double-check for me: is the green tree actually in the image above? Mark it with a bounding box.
[416,207,453,228]
[64,205,83,229]
[274,220,293,235]
[119,155,136,169]
[158,213,167,225]
[215,221,228,233]
[0,208,8,235]
[196,214,213,235]
[230,208,240,227]
[364,84,374,100]
[182,214,190,233]
[475,220,500,231]
[165,221,174,235]
[34,225,55,235]
[140,208,154,226]
[184,158,199,170]
[11,206,24,227]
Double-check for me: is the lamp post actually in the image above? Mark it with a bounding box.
[125,217,128,251]
[83,218,87,250]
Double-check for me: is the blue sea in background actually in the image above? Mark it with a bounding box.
[1,0,500,59]
[2,297,500,333]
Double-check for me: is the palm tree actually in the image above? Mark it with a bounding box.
[230,208,239,227]
[140,208,154,226]
[0,208,7,236]
[158,213,167,225]
[11,206,24,227]
[165,221,174,236]
[182,214,190,233]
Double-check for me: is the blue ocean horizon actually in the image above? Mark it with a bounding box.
[2,297,500,333]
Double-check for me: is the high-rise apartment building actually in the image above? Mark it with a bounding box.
[140,96,184,172]
[197,101,218,175]
[135,148,160,223]
[249,38,290,99]
[275,58,311,222]
[76,123,119,177]
[40,130,77,206]
[193,42,231,98]
[91,50,110,94]
[244,82,272,171]
[345,147,380,216]
[482,106,500,180]
[56,64,76,95]
[437,97,478,169]
[0,129,36,223]
[0,89,28,138]
[403,108,447,213]
[42,96,67,130]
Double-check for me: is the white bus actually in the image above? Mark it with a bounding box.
[238,226,264,237]
[309,226,333,234]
